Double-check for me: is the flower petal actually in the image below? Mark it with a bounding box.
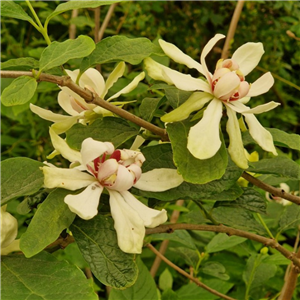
[243,114,277,155]
[49,128,82,163]
[30,104,71,122]
[187,98,223,159]
[120,191,168,228]
[79,68,106,97]
[107,71,145,101]
[1,206,18,249]
[225,106,248,169]
[110,165,135,192]
[247,72,274,97]
[213,72,241,100]
[64,183,103,220]
[162,67,211,92]
[108,190,145,254]
[200,34,225,82]
[1,239,20,255]
[144,57,174,84]
[98,159,119,182]
[42,166,96,190]
[227,100,280,115]
[101,62,125,98]
[231,42,264,76]
[51,116,80,135]
[161,92,213,122]
[159,39,205,74]
[81,138,114,166]
[134,168,183,192]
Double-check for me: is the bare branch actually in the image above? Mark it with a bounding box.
[98,3,118,41]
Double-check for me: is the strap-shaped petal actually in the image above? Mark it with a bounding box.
[1,206,18,249]
[231,42,264,76]
[200,34,225,83]
[107,71,145,101]
[247,72,274,97]
[187,98,223,159]
[120,191,168,228]
[108,190,145,254]
[81,138,114,166]
[159,39,204,74]
[162,67,211,92]
[30,104,71,122]
[49,128,82,163]
[244,113,277,155]
[101,61,125,99]
[64,183,103,220]
[161,92,213,123]
[134,168,183,192]
[42,166,96,190]
[227,100,280,115]
[51,116,80,135]
[225,106,248,169]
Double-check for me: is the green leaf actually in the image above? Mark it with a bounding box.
[248,156,300,179]
[162,289,179,300]
[214,187,267,214]
[177,280,234,300]
[159,268,173,291]
[1,1,34,22]
[201,261,230,280]
[1,58,39,71]
[166,120,228,184]
[20,189,76,258]
[71,214,138,289]
[80,36,163,73]
[278,204,300,234]
[243,128,300,151]
[1,76,37,106]
[206,233,247,253]
[1,251,97,300]
[133,144,242,201]
[212,207,265,234]
[150,230,197,250]
[109,258,159,300]
[66,117,139,150]
[39,35,95,72]
[243,254,277,296]
[139,97,163,122]
[169,247,200,269]
[46,1,120,24]
[1,158,44,205]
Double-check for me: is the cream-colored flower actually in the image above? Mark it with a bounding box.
[144,34,280,169]
[266,183,298,206]
[30,62,145,134]
[42,129,183,253]
[1,205,20,255]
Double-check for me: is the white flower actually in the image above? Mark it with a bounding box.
[144,34,280,169]
[42,128,183,253]
[1,205,20,255]
[30,62,145,134]
[266,183,298,206]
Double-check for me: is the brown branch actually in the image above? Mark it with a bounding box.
[145,224,300,269]
[150,199,184,277]
[147,243,237,300]
[69,9,78,39]
[242,172,300,204]
[221,0,245,59]
[98,3,118,41]
[0,70,169,141]
[94,7,101,44]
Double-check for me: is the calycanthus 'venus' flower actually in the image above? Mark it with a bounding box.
[144,34,280,169]
[266,183,298,206]
[42,128,183,254]
[1,205,20,255]
[30,62,145,134]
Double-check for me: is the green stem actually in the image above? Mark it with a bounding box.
[256,213,274,239]
[195,201,219,225]
[25,0,51,45]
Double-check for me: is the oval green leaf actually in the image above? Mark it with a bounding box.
[1,1,34,22]
[1,76,37,106]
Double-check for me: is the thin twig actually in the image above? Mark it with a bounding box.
[68,9,78,39]
[94,7,101,72]
[146,224,300,269]
[98,3,118,41]
[221,0,245,59]
[150,199,184,277]
[147,243,237,300]
[242,172,300,204]
[0,70,169,141]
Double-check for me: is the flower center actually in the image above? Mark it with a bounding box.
[211,59,250,102]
